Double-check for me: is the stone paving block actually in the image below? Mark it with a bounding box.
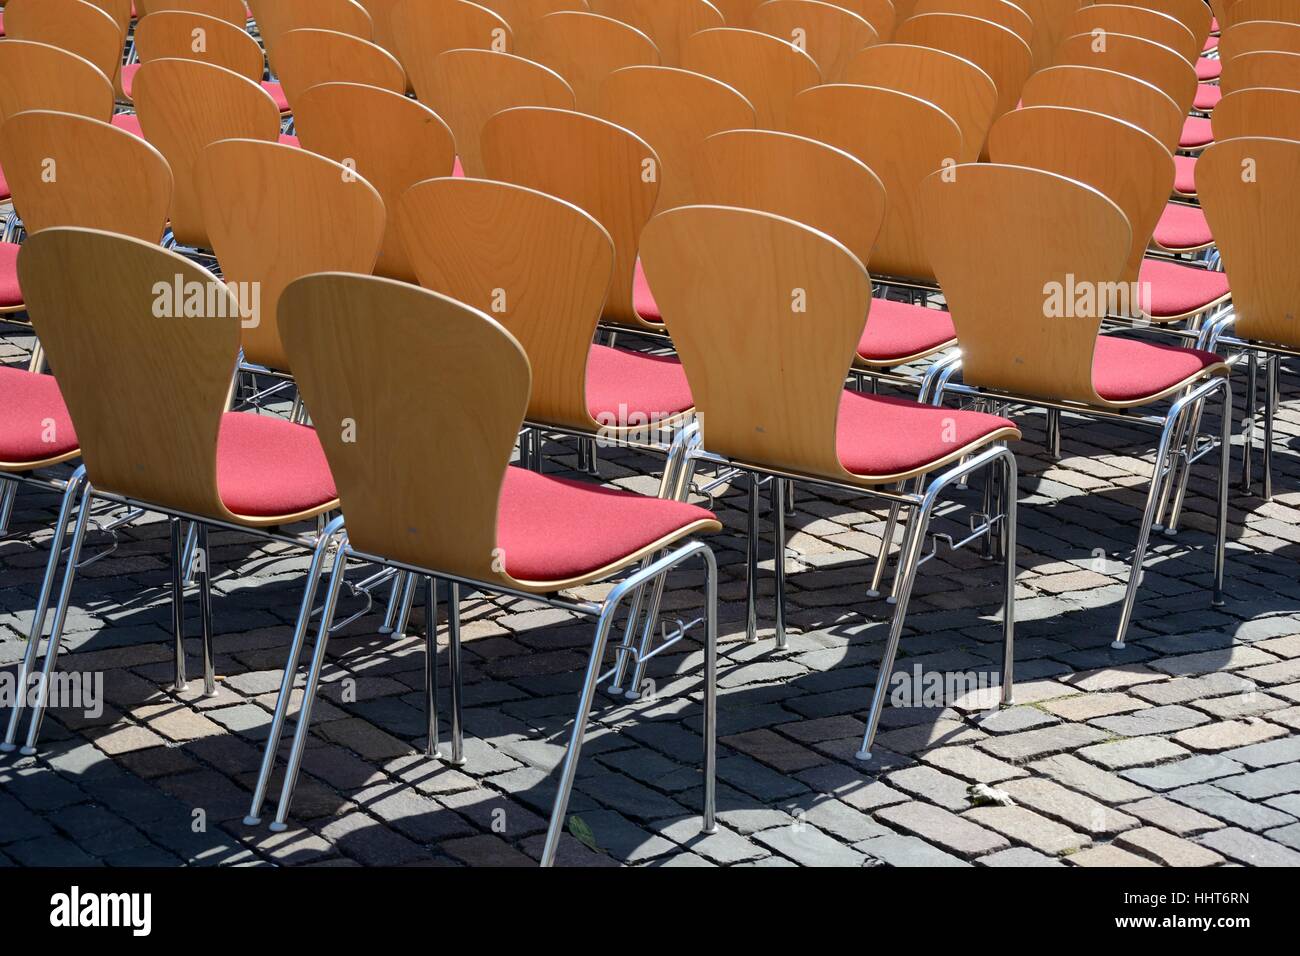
[1224,734,1300,768]
[1215,763,1300,800]
[874,801,1009,857]
[1122,754,1245,791]
[1031,753,1153,804]
[999,777,1138,836]
[1067,844,1159,867]
[753,823,865,867]
[921,745,1028,783]
[1264,822,1300,852]
[873,718,987,755]
[977,846,1064,866]
[794,763,909,812]
[977,723,1109,763]
[721,728,826,773]
[1123,796,1225,836]
[1077,736,1191,770]
[964,805,1089,854]
[1041,692,1148,721]
[1173,719,1288,752]
[1166,785,1297,832]
[887,765,979,812]
[1116,826,1225,867]
[851,833,971,867]
[651,817,769,864]
[1091,705,1211,738]
[1131,672,1258,706]
[1196,827,1300,866]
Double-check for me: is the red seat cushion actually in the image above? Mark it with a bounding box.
[1180,116,1213,149]
[216,412,337,518]
[0,367,78,465]
[0,160,9,203]
[1194,82,1221,111]
[1202,36,1218,52]
[121,62,139,98]
[836,391,1015,478]
[1173,154,1197,194]
[496,466,717,582]
[633,258,663,324]
[110,112,143,138]
[278,133,300,147]
[453,156,466,177]
[262,80,290,112]
[0,12,5,37]
[1153,202,1213,250]
[0,241,21,308]
[586,344,693,424]
[1092,336,1223,403]
[1139,257,1230,317]
[1196,57,1221,81]
[858,297,957,363]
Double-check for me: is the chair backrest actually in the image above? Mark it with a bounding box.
[134,10,264,83]
[1020,63,1183,152]
[697,128,887,268]
[1213,87,1300,139]
[843,42,997,162]
[1112,0,1211,43]
[588,0,724,67]
[479,0,589,48]
[391,0,514,102]
[294,83,454,281]
[398,177,613,431]
[1224,0,1300,31]
[4,0,124,84]
[247,0,372,71]
[921,163,1131,405]
[681,27,822,129]
[1222,50,1300,94]
[0,40,115,123]
[1054,30,1197,115]
[137,0,249,25]
[912,0,1036,47]
[894,13,1032,123]
[1010,0,1085,70]
[482,107,659,330]
[1219,19,1300,59]
[419,49,574,177]
[355,0,402,54]
[1067,2,1198,61]
[193,138,387,371]
[988,105,1171,292]
[0,111,172,242]
[88,0,134,34]
[790,83,961,282]
[598,65,754,213]
[751,0,879,82]
[133,58,281,249]
[639,204,871,482]
[271,28,406,108]
[1197,136,1300,349]
[18,228,242,520]
[521,10,659,110]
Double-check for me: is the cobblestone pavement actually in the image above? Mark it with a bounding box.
[2,328,1300,868]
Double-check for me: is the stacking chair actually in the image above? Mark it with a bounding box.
[269,28,406,109]
[4,0,125,94]
[750,0,880,83]
[680,27,822,129]
[294,82,455,282]
[597,65,755,213]
[921,163,1230,649]
[415,49,574,178]
[391,0,514,101]
[130,11,268,102]
[912,0,1036,48]
[1067,3,1200,63]
[1222,0,1300,31]
[588,0,724,67]
[1019,0,1086,70]
[1019,64,1184,154]
[640,204,1020,759]
[479,0,588,48]
[356,0,402,53]
[1220,50,1300,95]
[520,10,660,110]
[1114,0,1213,46]
[247,0,373,74]
[253,271,722,866]
[1212,86,1300,140]
[136,0,250,25]
[1054,30,1198,119]
[1217,18,1300,60]
[5,228,347,755]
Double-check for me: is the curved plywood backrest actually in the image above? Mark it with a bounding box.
[844,43,997,162]
[921,163,1132,406]
[479,0,590,48]
[988,106,1171,291]
[640,204,871,482]
[1067,3,1198,61]
[133,58,282,248]
[790,83,962,282]
[912,0,1036,47]
[522,10,659,110]
[0,111,172,241]
[421,49,574,177]
[398,177,613,431]
[1112,0,1211,43]
[697,128,887,267]
[482,107,660,329]
[1213,87,1300,139]
[681,27,822,129]
[294,83,454,281]
[1219,20,1300,59]
[1197,136,1300,348]
[844,0,900,38]
[0,40,115,123]
[392,0,514,101]
[137,0,250,25]
[355,0,402,54]
[598,65,755,213]
[1222,50,1300,94]
[1224,0,1300,31]
[1054,31,1197,115]
[4,0,124,84]
[134,11,265,83]
[895,13,1031,124]
[588,0,723,66]
[17,228,241,521]
[278,272,531,585]
[247,0,372,71]
[193,138,387,371]
[751,0,879,82]
[1020,64,1183,153]
[1015,0,1085,70]
[272,29,406,108]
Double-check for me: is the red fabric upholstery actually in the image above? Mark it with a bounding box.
[496,466,717,582]
[1154,202,1213,249]
[1,12,5,36]
[453,156,466,177]
[1174,154,1197,194]
[586,344,693,423]
[216,412,337,518]
[1203,36,1218,52]
[110,112,143,138]
[633,258,664,324]
[1194,83,1222,111]
[278,133,300,147]
[1092,336,1222,402]
[1180,116,1213,148]
[1139,257,1230,317]
[836,391,1014,478]
[858,297,957,362]
[121,62,139,98]
[0,160,9,203]
[0,242,21,308]
[262,81,290,113]
[1196,57,1221,81]
[0,367,78,464]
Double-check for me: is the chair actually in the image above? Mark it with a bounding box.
[588,0,724,67]
[843,42,998,163]
[1114,0,1212,45]
[355,0,402,53]
[1218,18,1300,60]
[681,27,821,129]
[912,0,1036,48]
[4,0,125,92]
[0,40,115,126]
[193,138,387,373]
[415,49,574,178]
[1018,0,1085,70]
[391,0,515,108]
[269,28,406,109]
[247,0,372,74]
[1222,0,1300,31]
[478,0,587,48]
[597,65,755,213]
[921,163,1230,648]
[1019,64,1184,154]
[750,0,880,83]
[1067,3,1200,62]
[130,11,267,103]
[639,203,1020,758]
[136,0,250,25]
[1220,49,1300,95]
[1054,30,1198,117]
[1212,86,1300,140]
[520,10,660,111]
[254,270,721,865]
[294,82,455,281]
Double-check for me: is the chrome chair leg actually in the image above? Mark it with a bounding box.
[744,472,760,642]
[447,582,464,766]
[1046,407,1062,459]
[394,571,417,638]
[424,575,441,759]
[181,520,199,587]
[867,494,902,599]
[1242,351,1257,492]
[378,570,408,635]
[0,477,17,536]
[1264,354,1277,502]
[197,524,216,696]
[608,558,653,694]
[773,475,787,650]
[1214,380,1232,607]
[169,518,188,691]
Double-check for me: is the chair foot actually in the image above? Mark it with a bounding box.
[855,748,872,762]
[242,815,260,826]
[1110,640,1126,650]
[268,821,288,833]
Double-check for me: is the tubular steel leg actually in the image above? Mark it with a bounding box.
[424,576,441,759]
[700,548,718,834]
[1046,407,1061,460]
[1000,452,1018,706]
[1214,381,1232,606]
[1242,351,1257,492]
[181,520,199,587]
[197,524,216,696]
[170,517,187,691]
[625,568,668,699]
[773,476,788,650]
[745,472,760,643]
[0,478,17,536]
[1264,355,1277,502]
[868,497,902,599]
[447,582,464,766]
[379,571,408,635]
[394,571,417,639]
[608,557,654,695]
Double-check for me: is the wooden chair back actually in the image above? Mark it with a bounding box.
[681,27,822,129]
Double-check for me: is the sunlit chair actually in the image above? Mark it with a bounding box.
[4,0,125,96]
[588,0,724,67]
[269,28,405,109]
[750,0,879,82]
[681,27,822,130]
[520,10,659,110]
